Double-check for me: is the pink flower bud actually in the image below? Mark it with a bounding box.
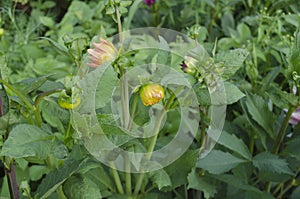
[86,38,117,68]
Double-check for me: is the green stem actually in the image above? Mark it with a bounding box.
[277,169,300,198]
[278,182,294,198]
[115,5,129,129]
[200,108,206,147]
[133,173,144,197]
[134,96,175,196]
[34,89,63,127]
[272,183,283,196]
[133,91,178,196]
[128,93,139,130]
[64,118,72,144]
[208,0,218,34]
[0,78,34,110]
[273,106,297,154]
[184,184,188,199]
[4,162,14,199]
[110,162,124,194]
[116,5,123,45]
[34,106,43,127]
[125,155,132,196]
[265,181,272,192]
[144,184,156,193]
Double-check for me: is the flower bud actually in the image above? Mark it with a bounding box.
[288,86,300,125]
[140,83,164,106]
[87,38,117,68]
[58,90,81,109]
[290,107,300,125]
[144,0,156,7]
[180,55,198,75]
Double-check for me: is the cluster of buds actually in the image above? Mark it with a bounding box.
[86,37,164,107]
[139,83,164,106]
[86,38,117,68]
[180,46,224,92]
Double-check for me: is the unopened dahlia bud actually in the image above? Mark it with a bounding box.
[58,89,81,109]
[87,38,117,68]
[180,55,198,75]
[289,86,300,125]
[144,0,156,7]
[290,107,300,125]
[140,83,165,106]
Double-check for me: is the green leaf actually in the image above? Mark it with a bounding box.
[224,82,245,105]
[245,94,275,138]
[156,36,171,65]
[215,49,249,80]
[194,86,211,106]
[40,37,68,56]
[195,82,245,106]
[95,66,118,109]
[282,136,300,160]
[120,0,132,7]
[291,185,300,199]
[237,23,251,41]
[42,1,56,9]
[258,66,280,94]
[0,55,9,81]
[266,85,298,108]
[36,159,85,199]
[232,162,254,180]
[41,99,70,133]
[284,14,300,27]
[124,0,143,30]
[1,124,67,159]
[221,12,235,36]
[84,166,114,191]
[40,16,55,28]
[215,131,252,160]
[149,169,172,190]
[165,150,198,189]
[244,190,276,199]
[29,165,51,181]
[216,174,275,199]
[240,98,268,150]
[59,1,93,26]
[253,152,294,175]
[196,150,247,174]
[16,75,50,94]
[213,174,261,193]
[187,168,217,199]
[257,171,292,182]
[63,174,102,199]
[38,80,64,92]
[32,57,71,80]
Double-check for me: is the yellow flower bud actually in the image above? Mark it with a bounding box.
[58,90,81,109]
[87,38,117,68]
[140,83,165,106]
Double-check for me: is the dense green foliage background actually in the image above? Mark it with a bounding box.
[0,0,300,198]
